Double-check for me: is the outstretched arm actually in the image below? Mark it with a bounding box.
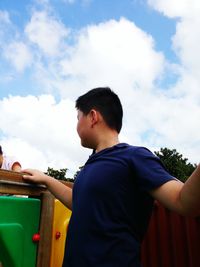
[150,164,200,217]
[22,169,72,210]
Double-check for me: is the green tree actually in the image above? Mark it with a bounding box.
[45,167,74,182]
[155,147,196,182]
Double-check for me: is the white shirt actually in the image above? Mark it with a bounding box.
[1,155,20,170]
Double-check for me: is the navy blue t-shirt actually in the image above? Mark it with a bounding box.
[63,144,175,267]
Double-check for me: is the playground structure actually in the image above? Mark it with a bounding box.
[0,169,72,267]
[0,169,200,267]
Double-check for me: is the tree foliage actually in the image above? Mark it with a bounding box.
[45,167,74,182]
[154,147,197,182]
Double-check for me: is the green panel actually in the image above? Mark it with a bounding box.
[0,196,41,267]
[0,224,24,267]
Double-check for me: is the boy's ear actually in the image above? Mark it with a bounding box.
[90,109,99,127]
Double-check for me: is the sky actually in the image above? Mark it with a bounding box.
[0,0,199,176]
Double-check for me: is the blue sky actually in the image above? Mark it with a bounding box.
[0,0,199,174]
[0,0,177,97]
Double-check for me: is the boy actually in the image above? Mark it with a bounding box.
[23,87,200,267]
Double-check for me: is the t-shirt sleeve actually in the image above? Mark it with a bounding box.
[131,147,176,192]
[2,156,21,170]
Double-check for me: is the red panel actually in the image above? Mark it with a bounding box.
[141,202,200,267]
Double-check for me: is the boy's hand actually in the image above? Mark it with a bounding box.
[22,169,49,185]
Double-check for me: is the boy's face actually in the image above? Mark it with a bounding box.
[76,110,92,148]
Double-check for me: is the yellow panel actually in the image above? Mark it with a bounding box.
[50,199,72,267]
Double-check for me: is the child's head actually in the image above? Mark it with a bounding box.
[76,87,123,133]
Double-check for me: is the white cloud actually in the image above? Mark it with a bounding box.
[35,0,50,5]
[148,0,200,78]
[58,18,165,97]
[25,10,69,57]
[4,41,33,72]
[142,0,200,163]
[0,2,200,175]
[149,0,200,72]
[146,1,200,99]
[0,95,90,174]
[0,10,10,24]
[172,19,200,75]
[62,0,92,4]
[147,0,200,18]
[62,0,76,4]
[22,17,165,98]
[0,11,12,45]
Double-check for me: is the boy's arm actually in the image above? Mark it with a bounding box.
[150,164,200,217]
[23,169,72,210]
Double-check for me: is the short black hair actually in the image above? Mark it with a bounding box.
[76,87,123,133]
[0,146,2,155]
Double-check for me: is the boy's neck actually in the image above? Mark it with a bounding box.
[95,133,120,153]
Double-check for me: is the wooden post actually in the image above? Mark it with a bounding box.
[36,192,55,267]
